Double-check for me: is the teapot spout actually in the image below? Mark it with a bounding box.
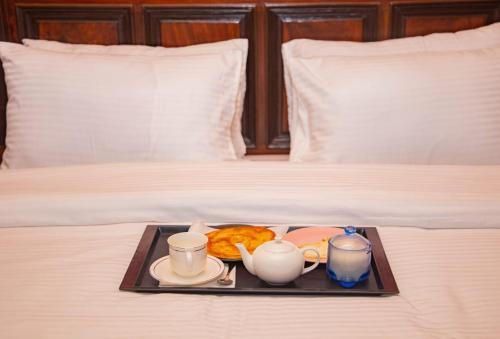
[235,243,256,275]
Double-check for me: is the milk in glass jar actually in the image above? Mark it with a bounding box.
[326,226,372,288]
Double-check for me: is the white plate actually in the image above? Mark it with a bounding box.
[149,255,224,286]
[282,227,344,263]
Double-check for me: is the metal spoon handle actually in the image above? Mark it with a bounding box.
[217,264,233,285]
[222,267,231,279]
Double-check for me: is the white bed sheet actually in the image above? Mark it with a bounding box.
[1,161,499,228]
[1,161,500,338]
[0,222,499,338]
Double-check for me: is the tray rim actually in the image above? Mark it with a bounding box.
[119,224,399,296]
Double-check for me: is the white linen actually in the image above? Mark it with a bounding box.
[0,41,246,168]
[21,38,249,158]
[0,222,499,339]
[283,22,500,58]
[282,23,500,164]
[283,46,500,164]
[1,161,500,228]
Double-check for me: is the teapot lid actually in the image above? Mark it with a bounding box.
[261,238,294,253]
[330,226,371,251]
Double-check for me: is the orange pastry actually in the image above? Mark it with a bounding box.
[207,226,275,260]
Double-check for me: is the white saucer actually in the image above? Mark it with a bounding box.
[149,255,224,286]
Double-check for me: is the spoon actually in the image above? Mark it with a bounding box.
[217,264,233,286]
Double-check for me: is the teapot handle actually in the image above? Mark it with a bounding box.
[300,247,321,275]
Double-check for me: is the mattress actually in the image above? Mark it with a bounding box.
[0,223,499,338]
[1,161,499,338]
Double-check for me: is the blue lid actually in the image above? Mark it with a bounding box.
[330,226,371,251]
[345,226,356,235]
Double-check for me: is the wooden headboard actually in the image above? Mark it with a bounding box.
[0,0,499,156]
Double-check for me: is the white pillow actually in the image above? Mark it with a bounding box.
[0,42,246,168]
[283,23,500,160]
[283,46,500,164]
[283,22,500,58]
[22,38,248,158]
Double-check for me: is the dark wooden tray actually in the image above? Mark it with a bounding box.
[120,225,399,296]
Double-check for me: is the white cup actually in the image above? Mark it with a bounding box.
[167,232,208,277]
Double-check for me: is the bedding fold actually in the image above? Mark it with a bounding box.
[1,162,499,228]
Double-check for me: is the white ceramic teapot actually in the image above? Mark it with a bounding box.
[235,239,321,285]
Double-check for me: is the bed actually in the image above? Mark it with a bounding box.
[1,0,500,338]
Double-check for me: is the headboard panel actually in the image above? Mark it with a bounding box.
[392,1,500,38]
[267,4,379,149]
[1,0,499,158]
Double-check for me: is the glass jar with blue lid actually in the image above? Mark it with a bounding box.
[326,226,372,288]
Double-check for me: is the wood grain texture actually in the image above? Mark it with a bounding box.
[16,4,133,43]
[0,1,8,155]
[143,6,253,46]
[404,15,487,36]
[0,1,7,41]
[364,227,399,294]
[119,225,159,291]
[144,5,256,148]
[392,1,500,38]
[267,4,378,149]
[38,21,120,44]
[0,64,5,150]
[160,21,240,47]
[282,19,365,43]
